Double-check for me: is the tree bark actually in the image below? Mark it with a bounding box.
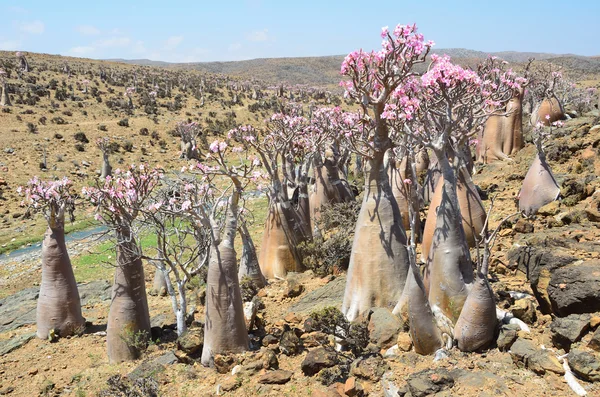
[201,189,249,366]
[238,222,266,288]
[477,90,524,163]
[258,201,306,279]
[1,81,11,107]
[518,152,560,216]
[424,148,474,324]
[36,221,85,339]
[106,229,151,363]
[341,154,410,321]
[531,96,565,126]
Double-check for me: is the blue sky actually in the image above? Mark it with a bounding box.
[1,1,599,62]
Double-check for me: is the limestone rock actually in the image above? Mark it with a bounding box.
[550,313,591,351]
[569,349,600,382]
[367,308,402,349]
[301,347,338,376]
[258,370,293,384]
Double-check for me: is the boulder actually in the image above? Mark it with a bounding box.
[128,351,179,381]
[510,338,564,375]
[279,327,302,355]
[405,368,454,397]
[367,308,402,349]
[568,349,600,382]
[219,376,241,392]
[511,299,537,324]
[284,275,305,298]
[258,370,293,384]
[547,261,600,316]
[288,276,346,314]
[301,347,338,376]
[396,332,413,352]
[350,355,389,382]
[496,324,520,352]
[551,314,591,351]
[588,327,600,352]
[507,242,578,314]
[176,327,204,354]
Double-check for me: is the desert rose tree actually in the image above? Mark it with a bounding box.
[391,54,522,351]
[228,113,312,279]
[141,186,210,335]
[174,139,262,367]
[0,69,11,107]
[19,177,85,339]
[518,119,562,216]
[338,24,432,321]
[83,164,161,363]
[477,58,531,163]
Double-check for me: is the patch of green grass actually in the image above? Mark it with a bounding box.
[71,231,158,282]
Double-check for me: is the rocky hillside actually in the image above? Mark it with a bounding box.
[1,51,600,396]
[113,49,600,87]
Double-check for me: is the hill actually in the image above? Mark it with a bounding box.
[110,49,599,87]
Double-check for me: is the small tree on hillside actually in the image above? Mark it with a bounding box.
[83,164,162,363]
[19,177,85,339]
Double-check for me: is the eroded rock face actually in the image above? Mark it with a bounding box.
[547,261,600,316]
[550,314,591,351]
[568,349,600,382]
[507,237,599,316]
[405,368,454,397]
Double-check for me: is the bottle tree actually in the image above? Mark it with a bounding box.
[19,177,85,339]
[338,24,432,321]
[83,164,162,363]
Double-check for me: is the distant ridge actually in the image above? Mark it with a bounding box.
[106,49,599,87]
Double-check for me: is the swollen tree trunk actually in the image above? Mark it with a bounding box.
[453,271,496,351]
[531,96,565,126]
[341,155,410,321]
[36,216,85,339]
[518,151,560,216]
[310,159,342,232]
[1,81,11,107]
[101,153,112,179]
[477,90,524,163]
[106,229,151,363]
[421,166,486,263]
[389,154,422,241]
[238,222,266,288]
[405,262,444,355]
[201,189,249,366]
[454,243,496,351]
[152,266,168,296]
[424,148,474,324]
[258,201,306,279]
[421,150,441,205]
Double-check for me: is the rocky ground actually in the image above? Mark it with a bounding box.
[1,53,600,396]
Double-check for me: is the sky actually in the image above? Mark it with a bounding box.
[1,0,599,63]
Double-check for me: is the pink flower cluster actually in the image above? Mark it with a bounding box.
[82,164,161,223]
[19,177,73,210]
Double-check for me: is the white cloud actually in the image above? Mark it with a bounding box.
[246,29,269,42]
[76,25,100,36]
[163,36,184,50]
[18,20,45,34]
[228,42,242,52]
[96,37,131,48]
[0,39,22,50]
[68,46,95,55]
